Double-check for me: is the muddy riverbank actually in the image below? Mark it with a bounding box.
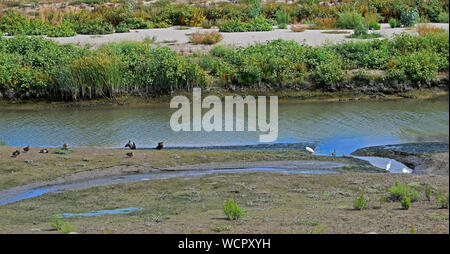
[352,142,449,175]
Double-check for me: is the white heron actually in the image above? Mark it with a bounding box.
[305,147,315,153]
[402,168,412,174]
[386,160,391,172]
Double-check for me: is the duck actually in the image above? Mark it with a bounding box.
[332,149,336,157]
[23,145,30,152]
[156,142,164,150]
[39,148,49,154]
[125,140,136,150]
[126,152,134,158]
[62,144,68,150]
[11,150,20,158]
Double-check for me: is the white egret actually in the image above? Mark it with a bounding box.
[305,147,315,153]
[386,160,391,172]
[402,168,412,174]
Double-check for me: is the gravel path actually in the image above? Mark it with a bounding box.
[49,23,449,51]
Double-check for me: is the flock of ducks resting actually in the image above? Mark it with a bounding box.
[11,145,51,158]
[124,140,164,158]
[10,141,165,159]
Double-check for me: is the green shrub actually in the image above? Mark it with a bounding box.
[250,0,262,19]
[219,16,272,32]
[389,18,399,28]
[400,8,419,27]
[353,194,368,210]
[438,12,449,23]
[275,10,288,26]
[223,199,244,220]
[312,51,347,87]
[348,22,382,39]
[115,22,130,33]
[353,22,368,36]
[247,16,273,31]
[387,50,440,83]
[78,18,114,35]
[436,190,449,209]
[389,181,421,202]
[368,21,381,30]
[46,21,77,37]
[401,196,411,210]
[278,23,287,29]
[219,19,248,32]
[50,215,75,234]
[337,11,364,29]
[425,184,432,201]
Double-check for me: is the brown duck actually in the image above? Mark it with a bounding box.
[62,144,68,150]
[156,142,164,150]
[11,150,20,158]
[125,140,136,150]
[23,145,30,152]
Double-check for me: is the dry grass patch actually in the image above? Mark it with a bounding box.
[189,31,223,45]
[290,24,307,32]
[417,24,445,35]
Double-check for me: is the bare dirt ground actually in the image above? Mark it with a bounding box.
[47,23,449,51]
[0,171,448,234]
[0,145,448,234]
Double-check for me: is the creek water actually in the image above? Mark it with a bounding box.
[0,97,447,151]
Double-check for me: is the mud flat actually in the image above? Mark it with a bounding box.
[0,144,448,234]
[352,142,449,175]
[0,171,448,234]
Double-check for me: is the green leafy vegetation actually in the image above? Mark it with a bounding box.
[1,0,446,36]
[50,215,75,234]
[389,18,399,28]
[0,30,448,100]
[223,199,244,220]
[400,8,419,27]
[425,184,432,201]
[219,16,273,32]
[389,181,421,202]
[353,194,368,210]
[401,196,411,210]
[436,190,449,209]
[337,11,364,29]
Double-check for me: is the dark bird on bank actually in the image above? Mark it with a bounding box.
[39,148,49,154]
[23,145,30,152]
[156,142,164,150]
[11,150,20,158]
[126,152,134,158]
[125,140,136,150]
[62,144,68,150]
[332,149,336,157]
[342,155,353,158]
